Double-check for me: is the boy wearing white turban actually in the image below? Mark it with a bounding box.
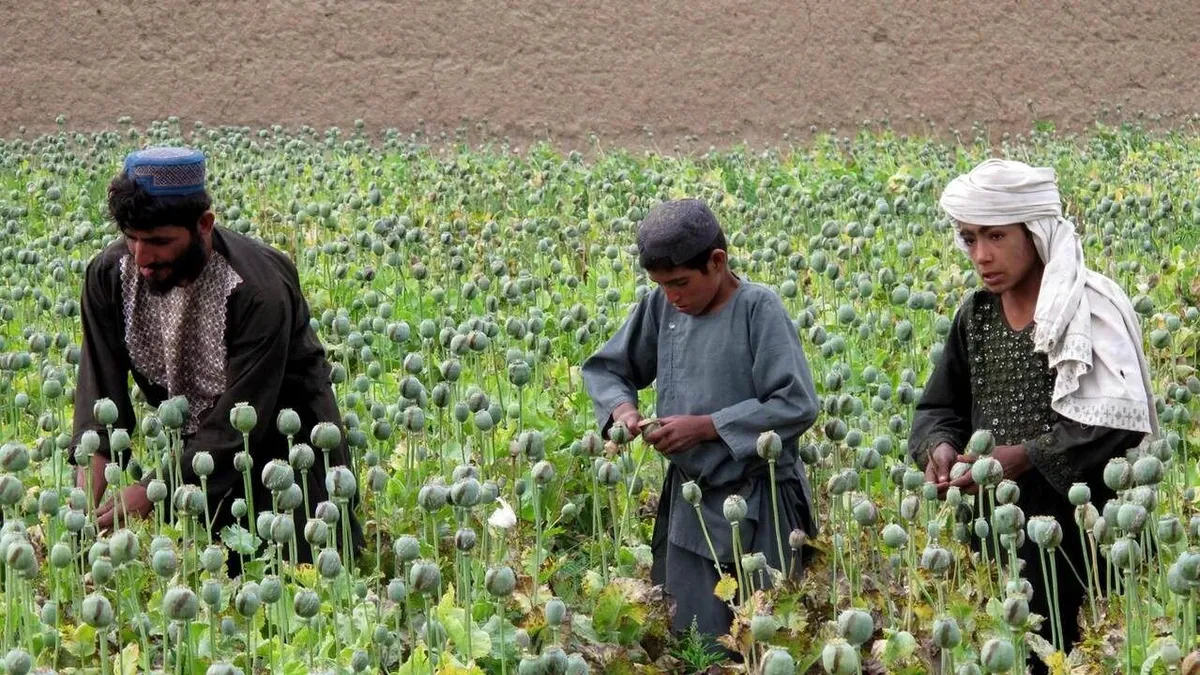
[910,159,1157,658]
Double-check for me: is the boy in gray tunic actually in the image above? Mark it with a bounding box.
[582,199,819,641]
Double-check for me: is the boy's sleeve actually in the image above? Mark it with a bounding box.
[581,295,660,433]
[1024,422,1144,496]
[709,293,819,460]
[909,301,974,468]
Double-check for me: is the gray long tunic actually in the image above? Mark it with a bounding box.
[582,279,819,603]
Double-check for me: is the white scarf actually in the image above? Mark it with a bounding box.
[939,159,1158,436]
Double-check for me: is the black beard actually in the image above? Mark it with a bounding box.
[146,234,208,295]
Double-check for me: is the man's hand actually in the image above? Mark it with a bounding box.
[645,415,718,455]
[611,402,645,439]
[924,442,958,486]
[95,484,153,531]
[75,452,110,509]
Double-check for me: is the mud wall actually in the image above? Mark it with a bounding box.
[4,1,1197,146]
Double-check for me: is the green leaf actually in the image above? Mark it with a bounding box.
[436,588,492,657]
[72,623,97,658]
[221,524,260,556]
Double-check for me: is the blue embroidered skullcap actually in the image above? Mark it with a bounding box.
[123,147,207,196]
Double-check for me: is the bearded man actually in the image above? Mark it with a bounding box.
[910,159,1158,657]
[70,147,360,574]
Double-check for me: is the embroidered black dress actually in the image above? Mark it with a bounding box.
[910,290,1145,652]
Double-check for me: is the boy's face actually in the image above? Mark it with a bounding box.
[647,252,724,316]
[957,222,1041,295]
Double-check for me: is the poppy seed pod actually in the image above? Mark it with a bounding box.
[109,529,138,567]
[262,459,295,493]
[723,495,748,523]
[597,461,622,486]
[81,593,114,628]
[102,462,122,485]
[1159,516,1184,545]
[991,504,1024,536]
[276,408,302,437]
[761,648,795,675]
[751,613,780,641]
[1068,482,1091,506]
[233,451,253,473]
[1003,594,1030,627]
[967,429,995,456]
[485,565,517,597]
[789,528,808,550]
[677,481,703,508]
[921,546,952,575]
[163,586,200,622]
[258,576,283,604]
[545,597,567,626]
[409,560,441,595]
[234,585,261,617]
[532,460,555,485]
[304,519,329,546]
[970,456,1003,487]
[1103,457,1133,492]
[1117,503,1148,535]
[980,638,1015,673]
[93,398,119,426]
[450,478,481,507]
[1110,537,1143,570]
[756,431,783,460]
[229,403,257,434]
[837,608,874,645]
[822,638,860,675]
[315,500,340,525]
[932,616,962,649]
[1133,455,1164,486]
[151,549,178,578]
[325,466,357,501]
[293,589,320,619]
[455,527,477,552]
[0,443,30,473]
[311,422,342,451]
[289,443,316,471]
[994,479,1020,505]
[191,451,215,478]
[900,495,921,522]
[157,399,185,430]
[317,548,343,579]
[609,421,630,445]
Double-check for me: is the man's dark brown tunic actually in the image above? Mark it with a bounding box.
[71,226,360,568]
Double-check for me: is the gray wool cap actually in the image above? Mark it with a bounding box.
[636,198,722,264]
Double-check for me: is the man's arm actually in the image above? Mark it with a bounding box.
[581,295,660,437]
[71,256,136,504]
[909,302,974,470]
[703,294,819,460]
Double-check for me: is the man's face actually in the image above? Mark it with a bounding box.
[123,225,208,294]
[958,223,1041,294]
[648,255,722,316]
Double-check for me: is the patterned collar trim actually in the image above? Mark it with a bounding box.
[119,251,243,434]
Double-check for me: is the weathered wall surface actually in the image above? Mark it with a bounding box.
[3,1,1198,146]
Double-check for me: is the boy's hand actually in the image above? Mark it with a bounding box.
[95,484,153,532]
[924,442,958,486]
[645,415,717,455]
[611,402,645,438]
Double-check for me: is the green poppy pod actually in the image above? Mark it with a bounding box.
[723,495,748,523]
[932,616,961,649]
[276,408,302,437]
[821,638,860,674]
[1110,537,1143,570]
[980,638,1015,673]
[261,459,295,492]
[761,648,795,675]
[486,565,517,597]
[93,398,119,426]
[163,586,200,622]
[1103,458,1133,492]
[408,560,440,595]
[837,608,874,645]
[310,422,342,451]
[317,548,343,579]
[229,403,258,434]
[1068,482,1091,506]
[293,589,320,619]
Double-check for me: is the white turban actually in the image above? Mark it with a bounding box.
[940,159,1158,436]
